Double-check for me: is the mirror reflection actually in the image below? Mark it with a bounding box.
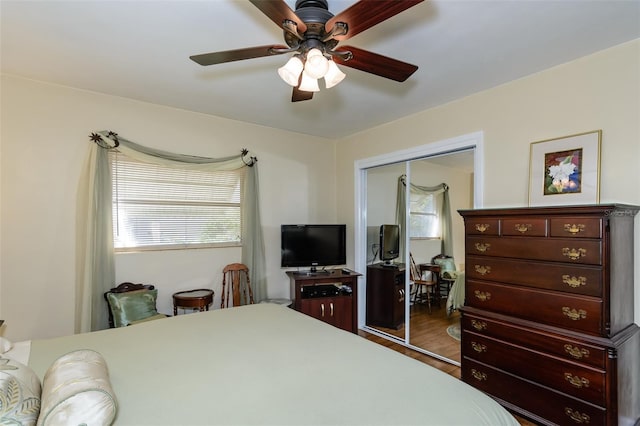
[364,151,474,363]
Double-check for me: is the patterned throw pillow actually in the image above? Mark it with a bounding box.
[0,356,41,426]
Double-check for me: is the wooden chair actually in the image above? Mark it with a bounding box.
[409,254,438,314]
[104,282,165,328]
[220,263,255,308]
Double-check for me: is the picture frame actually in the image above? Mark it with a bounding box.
[528,130,601,207]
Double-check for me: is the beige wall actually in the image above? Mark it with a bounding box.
[336,40,640,324]
[0,75,337,341]
[2,39,639,341]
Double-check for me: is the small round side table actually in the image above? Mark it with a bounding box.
[172,289,214,315]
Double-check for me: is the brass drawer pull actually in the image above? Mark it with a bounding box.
[562,247,587,260]
[474,243,491,253]
[471,342,487,353]
[514,223,532,233]
[474,291,491,302]
[470,369,487,381]
[562,307,587,321]
[475,223,490,233]
[565,407,590,424]
[471,319,487,331]
[474,265,491,275]
[564,224,586,235]
[562,275,587,288]
[564,373,590,388]
[564,344,590,360]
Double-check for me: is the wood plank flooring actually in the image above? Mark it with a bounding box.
[360,303,536,426]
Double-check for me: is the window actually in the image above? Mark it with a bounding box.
[409,191,439,239]
[110,151,243,251]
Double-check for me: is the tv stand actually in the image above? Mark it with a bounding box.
[287,269,361,333]
[296,269,331,276]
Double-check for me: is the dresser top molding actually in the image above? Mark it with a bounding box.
[459,204,639,218]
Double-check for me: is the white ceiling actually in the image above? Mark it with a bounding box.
[2,0,639,139]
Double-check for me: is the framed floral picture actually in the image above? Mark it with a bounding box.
[528,130,601,206]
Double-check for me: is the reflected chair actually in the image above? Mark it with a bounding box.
[220,263,255,308]
[104,282,167,328]
[431,254,458,299]
[409,254,438,314]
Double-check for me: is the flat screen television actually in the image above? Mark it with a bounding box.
[281,224,346,272]
[379,224,400,265]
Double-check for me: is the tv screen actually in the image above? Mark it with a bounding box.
[380,224,400,263]
[281,224,346,271]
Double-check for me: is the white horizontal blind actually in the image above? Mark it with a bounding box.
[409,192,439,239]
[110,151,242,250]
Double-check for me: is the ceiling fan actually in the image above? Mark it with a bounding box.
[190,0,424,102]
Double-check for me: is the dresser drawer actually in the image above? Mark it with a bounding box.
[465,218,499,235]
[502,218,547,236]
[462,313,607,369]
[466,236,602,265]
[463,332,606,405]
[550,217,603,239]
[466,280,604,335]
[462,358,607,426]
[466,255,602,297]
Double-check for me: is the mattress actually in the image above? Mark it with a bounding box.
[28,303,518,425]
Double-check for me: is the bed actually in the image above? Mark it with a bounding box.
[5,303,518,425]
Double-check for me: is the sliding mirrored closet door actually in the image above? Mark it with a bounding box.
[361,149,475,363]
[406,152,474,363]
[364,162,406,340]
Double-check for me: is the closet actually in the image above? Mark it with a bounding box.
[357,132,481,363]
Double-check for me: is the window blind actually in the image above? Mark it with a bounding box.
[110,151,242,250]
[409,192,439,239]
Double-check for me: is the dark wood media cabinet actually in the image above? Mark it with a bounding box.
[366,263,405,329]
[287,269,361,333]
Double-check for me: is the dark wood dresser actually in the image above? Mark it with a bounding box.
[459,205,639,426]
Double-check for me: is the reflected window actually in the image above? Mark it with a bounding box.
[409,192,439,239]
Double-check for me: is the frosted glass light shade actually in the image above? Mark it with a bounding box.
[277,56,304,87]
[324,60,346,88]
[304,48,329,79]
[299,70,320,92]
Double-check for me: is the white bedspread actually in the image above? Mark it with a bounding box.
[29,304,517,425]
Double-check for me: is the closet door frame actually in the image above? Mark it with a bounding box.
[354,131,484,362]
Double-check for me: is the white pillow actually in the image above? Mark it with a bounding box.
[0,356,41,426]
[38,349,117,426]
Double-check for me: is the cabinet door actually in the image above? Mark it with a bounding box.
[300,297,352,332]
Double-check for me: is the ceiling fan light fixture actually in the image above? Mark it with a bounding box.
[299,70,320,92]
[304,48,330,79]
[324,59,346,89]
[277,55,304,87]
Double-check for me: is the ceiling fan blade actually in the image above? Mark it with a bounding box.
[292,87,314,102]
[334,46,418,82]
[190,45,288,66]
[326,0,424,41]
[249,0,307,34]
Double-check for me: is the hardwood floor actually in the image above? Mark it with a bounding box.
[360,303,537,426]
